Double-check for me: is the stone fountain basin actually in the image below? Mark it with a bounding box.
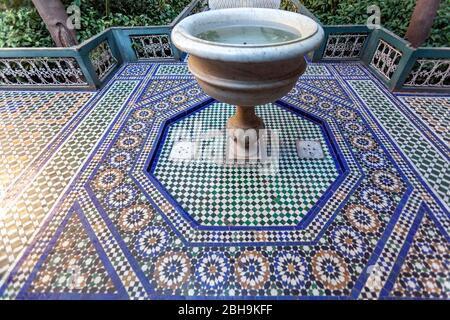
[171,8,324,107]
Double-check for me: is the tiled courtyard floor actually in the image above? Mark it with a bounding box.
[0,60,448,300]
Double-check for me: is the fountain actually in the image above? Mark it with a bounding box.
[171,8,324,155]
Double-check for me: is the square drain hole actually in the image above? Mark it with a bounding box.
[296,140,324,159]
[169,141,197,160]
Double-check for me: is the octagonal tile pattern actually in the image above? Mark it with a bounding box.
[150,101,344,228]
[1,62,448,300]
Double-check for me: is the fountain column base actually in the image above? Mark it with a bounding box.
[227,106,265,131]
[226,106,264,159]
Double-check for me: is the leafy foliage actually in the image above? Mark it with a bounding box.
[0,0,449,48]
[281,0,449,47]
[0,6,54,47]
[0,0,192,47]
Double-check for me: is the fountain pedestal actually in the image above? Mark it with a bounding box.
[188,53,306,136]
[227,106,265,131]
[172,8,324,154]
[226,106,265,160]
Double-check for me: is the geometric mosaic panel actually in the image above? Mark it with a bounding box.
[298,79,350,102]
[0,79,138,285]
[389,213,450,299]
[349,80,450,205]
[21,205,122,299]
[399,96,450,146]
[152,102,341,227]
[0,60,448,300]
[0,91,93,192]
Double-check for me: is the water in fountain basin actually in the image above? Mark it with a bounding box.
[196,25,300,45]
